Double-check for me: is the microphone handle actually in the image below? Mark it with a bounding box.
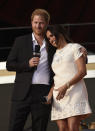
[33,52,40,57]
[33,52,40,70]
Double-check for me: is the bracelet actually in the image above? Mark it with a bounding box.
[66,82,70,89]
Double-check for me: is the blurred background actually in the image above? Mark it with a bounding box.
[0,0,95,131]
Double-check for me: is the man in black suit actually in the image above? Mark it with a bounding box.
[6,9,55,131]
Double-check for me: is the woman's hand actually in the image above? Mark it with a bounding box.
[55,84,68,100]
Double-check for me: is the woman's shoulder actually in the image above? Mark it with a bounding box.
[69,43,82,50]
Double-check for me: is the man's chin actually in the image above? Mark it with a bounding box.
[36,32,44,36]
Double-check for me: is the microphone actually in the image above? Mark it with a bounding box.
[33,45,40,57]
[33,45,40,69]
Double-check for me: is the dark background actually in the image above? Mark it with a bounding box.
[0,0,95,62]
[0,0,95,42]
[0,0,95,26]
[0,0,95,61]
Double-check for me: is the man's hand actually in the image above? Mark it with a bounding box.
[80,47,87,58]
[80,47,88,63]
[29,57,40,67]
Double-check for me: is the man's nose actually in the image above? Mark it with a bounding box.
[37,23,40,28]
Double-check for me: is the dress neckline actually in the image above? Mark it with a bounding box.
[56,43,70,53]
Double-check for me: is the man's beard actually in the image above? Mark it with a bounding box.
[35,29,45,36]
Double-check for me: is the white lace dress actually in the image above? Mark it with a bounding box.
[51,43,92,121]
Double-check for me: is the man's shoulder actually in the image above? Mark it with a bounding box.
[13,33,32,47]
[15,33,32,41]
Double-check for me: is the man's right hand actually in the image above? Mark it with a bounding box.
[29,57,40,67]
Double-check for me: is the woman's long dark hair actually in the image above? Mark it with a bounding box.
[46,24,72,44]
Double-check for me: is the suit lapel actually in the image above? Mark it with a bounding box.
[26,34,33,57]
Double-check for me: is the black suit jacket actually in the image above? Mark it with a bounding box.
[6,33,56,101]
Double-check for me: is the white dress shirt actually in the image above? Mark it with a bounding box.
[32,33,50,85]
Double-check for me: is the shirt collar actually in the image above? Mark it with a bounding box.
[32,33,46,49]
[41,39,46,50]
[32,33,37,43]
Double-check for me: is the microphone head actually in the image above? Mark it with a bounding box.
[33,45,40,57]
[35,45,40,53]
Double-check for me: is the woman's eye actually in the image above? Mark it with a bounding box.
[50,34,53,37]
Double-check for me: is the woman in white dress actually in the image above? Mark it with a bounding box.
[46,25,92,131]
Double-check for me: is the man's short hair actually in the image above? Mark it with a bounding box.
[31,9,50,23]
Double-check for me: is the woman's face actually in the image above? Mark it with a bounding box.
[46,30,57,47]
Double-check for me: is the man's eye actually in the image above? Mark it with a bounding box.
[34,22,37,24]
